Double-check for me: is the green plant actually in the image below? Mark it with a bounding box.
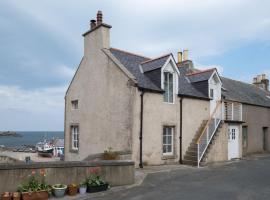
[86,167,107,187]
[79,181,87,188]
[18,169,51,193]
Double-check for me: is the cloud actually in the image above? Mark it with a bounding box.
[0,85,67,131]
[53,65,75,79]
[194,62,224,75]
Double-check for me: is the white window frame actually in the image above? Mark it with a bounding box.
[71,100,79,109]
[71,125,79,150]
[160,56,180,104]
[163,72,174,103]
[162,126,174,155]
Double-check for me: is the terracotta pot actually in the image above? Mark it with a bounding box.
[1,192,11,200]
[21,190,49,200]
[12,192,21,200]
[67,184,78,196]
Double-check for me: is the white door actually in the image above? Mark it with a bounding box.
[228,126,239,160]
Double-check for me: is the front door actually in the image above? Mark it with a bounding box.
[228,126,239,160]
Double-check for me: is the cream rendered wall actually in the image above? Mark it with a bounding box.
[182,98,210,157]
[242,104,270,153]
[65,26,136,161]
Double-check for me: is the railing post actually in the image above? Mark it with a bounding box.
[197,143,199,168]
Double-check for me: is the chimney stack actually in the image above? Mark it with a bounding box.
[253,74,269,91]
[90,19,96,29]
[177,52,183,63]
[97,10,103,25]
[183,49,189,61]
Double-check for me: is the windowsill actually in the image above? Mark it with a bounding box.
[162,154,176,160]
[163,102,175,105]
[70,149,79,154]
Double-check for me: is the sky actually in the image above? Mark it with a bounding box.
[0,0,270,131]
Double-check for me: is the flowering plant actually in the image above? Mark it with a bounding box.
[86,167,107,187]
[18,169,51,193]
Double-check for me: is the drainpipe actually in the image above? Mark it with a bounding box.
[179,97,183,164]
[139,90,145,168]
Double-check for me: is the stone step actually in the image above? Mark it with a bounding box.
[184,154,197,161]
[182,159,197,166]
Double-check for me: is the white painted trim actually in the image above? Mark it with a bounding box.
[162,127,174,156]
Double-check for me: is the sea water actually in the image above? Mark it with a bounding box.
[0,131,64,147]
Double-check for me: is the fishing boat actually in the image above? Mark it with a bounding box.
[36,140,54,157]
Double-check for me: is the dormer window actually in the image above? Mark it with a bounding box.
[164,72,174,103]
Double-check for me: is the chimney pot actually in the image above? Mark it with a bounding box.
[97,10,103,25]
[177,52,183,63]
[90,19,96,29]
[183,49,189,61]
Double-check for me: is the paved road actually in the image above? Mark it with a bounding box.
[88,155,270,200]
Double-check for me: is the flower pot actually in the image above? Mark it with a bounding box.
[1,192,11,200]
[87,183,109,193]
[52,184,67,198]
[79,187,87,194]
[21,190,49,200]
[67,184,78,196]
[12,192,21,200]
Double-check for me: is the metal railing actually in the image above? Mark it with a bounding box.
[224,101,242,121]
[196,101,223,167]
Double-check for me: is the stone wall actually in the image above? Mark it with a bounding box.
[0,160,134,193]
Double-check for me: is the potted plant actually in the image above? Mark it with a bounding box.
[86,167,109,193]
[52,184,67,198]
[12,192,21,200]
[79,182,87,195]
[67,183,78,196]
[18,170,50,200]
[1,192,11,200]
[102,147,119,160]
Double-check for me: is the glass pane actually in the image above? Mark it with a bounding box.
[168,136,172,144]
[163,136,167,144]
[167,145,172,153]
[163,145,166,153]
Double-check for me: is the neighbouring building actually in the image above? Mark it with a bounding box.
[64,11,270,167]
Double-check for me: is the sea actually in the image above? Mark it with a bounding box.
[0,131,64,148]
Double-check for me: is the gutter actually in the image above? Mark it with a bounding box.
[179,97,183,164]
[139,90,145,168]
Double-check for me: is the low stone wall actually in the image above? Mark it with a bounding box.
[0,155,21,164]
[0,160,134,193]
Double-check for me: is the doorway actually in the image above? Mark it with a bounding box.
[228,125,240,160]
[263,127,269,152]
[242,126,248,156]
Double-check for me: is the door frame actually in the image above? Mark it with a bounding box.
[228,125,240,160]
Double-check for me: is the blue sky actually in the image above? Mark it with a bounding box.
[0,0,270,131]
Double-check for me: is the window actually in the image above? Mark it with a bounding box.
[163,72,174,103]
[163,126,174,155]
[71,125,79,150]
[71,100,78,109]
[210,89,214,99]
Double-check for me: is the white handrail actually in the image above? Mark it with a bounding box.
[196,101,223,167]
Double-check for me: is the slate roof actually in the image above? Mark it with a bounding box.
[187,69,215,83]
[110,48,162,92]
[108,48,270,107]
[178,66,210,99]
[221,77,270,108]
[141,54,171,72]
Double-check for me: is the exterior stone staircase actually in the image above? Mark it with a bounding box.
[183,120,224,166]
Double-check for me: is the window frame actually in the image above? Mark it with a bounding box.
[163,72,174,104]
[210,88,214,99]
[71,125,79,151]
[71,100,79,110]
[162,126,174,156]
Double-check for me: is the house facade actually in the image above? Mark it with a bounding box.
[64,11,270,167]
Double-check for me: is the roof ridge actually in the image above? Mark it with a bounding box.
[186,68,216,76]
[110,47,151,60]
[140,53,171,65]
